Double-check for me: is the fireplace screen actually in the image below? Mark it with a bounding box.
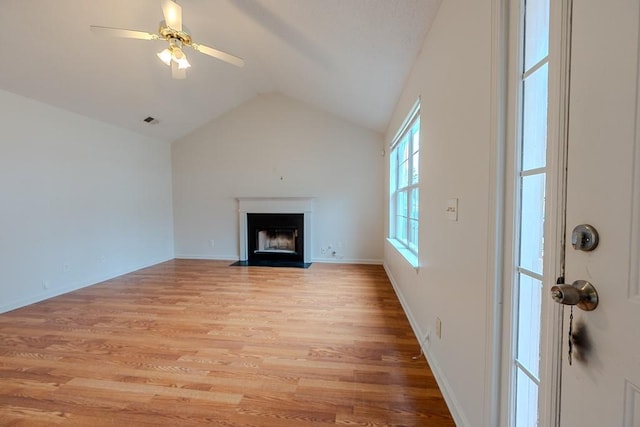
[246,213,304,263]
[255,229,297,254]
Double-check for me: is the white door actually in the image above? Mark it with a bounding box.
[560,0,640,425]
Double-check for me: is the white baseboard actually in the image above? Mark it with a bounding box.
[311,257,383,265]
[174,254,239,261]
[175,254,383,265]
[0,256,174,314]
[383,263,470,427]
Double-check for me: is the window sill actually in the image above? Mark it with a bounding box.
[387,238,419,269]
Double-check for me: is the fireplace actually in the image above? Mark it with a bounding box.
[247,213,304,263]
[237,197,313,266]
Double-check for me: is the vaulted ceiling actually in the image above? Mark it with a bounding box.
[0,0,440,141]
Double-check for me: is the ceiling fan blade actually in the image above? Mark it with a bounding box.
[90,25,158,40]
[161,0,182,31]
[191,43,245,68]
[171,61,186,79]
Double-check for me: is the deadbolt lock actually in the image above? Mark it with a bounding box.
[571,224,599,251]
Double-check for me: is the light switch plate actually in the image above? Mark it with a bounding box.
[446,198,458,221]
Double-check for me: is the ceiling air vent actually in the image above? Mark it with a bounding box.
[143,116,159,124]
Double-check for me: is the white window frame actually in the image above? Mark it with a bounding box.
[388,100,420,266]
[498,0,568,425]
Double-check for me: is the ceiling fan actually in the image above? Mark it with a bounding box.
[90,0,244,79]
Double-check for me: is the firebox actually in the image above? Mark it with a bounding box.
[247,213,304,263]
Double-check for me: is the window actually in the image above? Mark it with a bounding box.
[510,0,549,425]
[389,102,420,262]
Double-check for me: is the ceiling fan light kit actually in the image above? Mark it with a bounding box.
[156,39,191,70]
[157,48,173,66]
[90,0,244,80]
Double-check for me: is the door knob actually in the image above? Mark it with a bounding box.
[550,280,598,311]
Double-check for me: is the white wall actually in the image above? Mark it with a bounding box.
[383,1,493,425]
[0,89,175,313]
[172,93,384,263]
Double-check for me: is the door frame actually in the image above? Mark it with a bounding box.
[539,0,573,426]
[491,0,573,425]
[539,0,572,424]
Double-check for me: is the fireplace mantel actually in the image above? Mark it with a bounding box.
[237,197,314,263]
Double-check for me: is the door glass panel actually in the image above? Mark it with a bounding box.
[517,273,542,377]
[524,0,550,70]
[519,173,546,275]
[512,0,549,423]
[522,64,549,170]
[515,368,539,427]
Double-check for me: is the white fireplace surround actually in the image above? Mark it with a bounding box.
[237,197,314,263]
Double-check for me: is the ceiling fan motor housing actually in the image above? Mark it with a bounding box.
[159,25,192,47]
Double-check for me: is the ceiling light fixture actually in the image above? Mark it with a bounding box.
[172,47,191,69]
[157,48,172,66]
[156,40,191,70]
[91,0,244,79]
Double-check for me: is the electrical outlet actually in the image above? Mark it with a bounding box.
[436,317,442,339]
[320,247,326,254]
[209,239,215,248]
[42,280,49,290]
[326,244,334,257]
[63,263,71,272]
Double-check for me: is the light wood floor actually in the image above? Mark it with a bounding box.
[0,260,455,426]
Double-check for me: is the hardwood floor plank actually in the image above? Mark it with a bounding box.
[66,378,243,404]
[0,260,455,425]
[0,405,69,426]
